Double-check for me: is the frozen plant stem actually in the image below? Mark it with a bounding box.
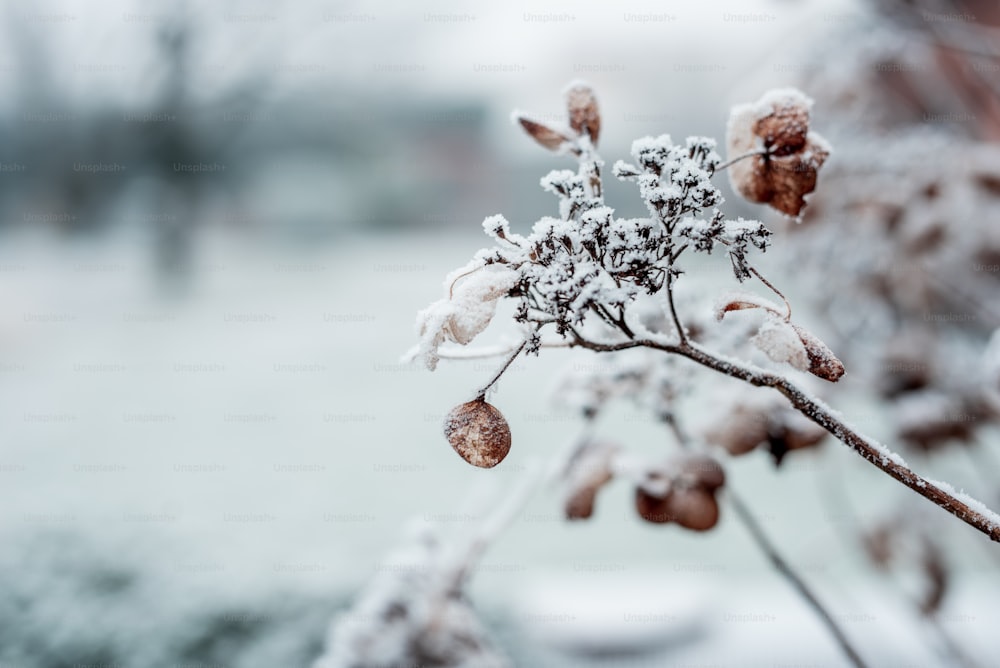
[728,492,868,667]
[715,148,767,172]
[666,417,868,668]
[575,335,1000,543]
[476,339,528,398]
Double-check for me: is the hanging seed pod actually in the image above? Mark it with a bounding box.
[635,455,725,531]
[443,398,512,468]
[635,486,672,524]
[680,453,726,491]
[666,488,720,531]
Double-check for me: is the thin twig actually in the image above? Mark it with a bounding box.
[715,148,767,172]
[749,266,792,321]
[665,269,687,345]
[728,491,869,667]
[570,334,1000,543]
[476,339,527,398]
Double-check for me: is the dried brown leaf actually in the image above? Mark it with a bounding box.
[516,116,575,153]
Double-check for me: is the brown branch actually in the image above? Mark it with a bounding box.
[571,335,1000,543]
[665,269,687,345]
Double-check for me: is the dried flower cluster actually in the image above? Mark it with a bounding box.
[382,79,1000,668]
[633,453,726,531]
[407,81,1000,553]
[702,395,826,466]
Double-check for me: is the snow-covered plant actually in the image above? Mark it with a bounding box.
[407,81,999,540]
[400,82,1000,667]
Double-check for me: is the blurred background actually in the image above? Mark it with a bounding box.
[1,0,999,666]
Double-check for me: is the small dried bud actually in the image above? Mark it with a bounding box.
[792,324,845,382]
[727,88,830,217]
[515,115,575,153]
[564,81,600,145]
[752,317,844,382]
[443,399,512,468]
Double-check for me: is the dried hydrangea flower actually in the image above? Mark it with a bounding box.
[727,88,831,217]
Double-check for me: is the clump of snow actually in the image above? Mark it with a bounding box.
[751,316,808,371]
[407,262,519,370]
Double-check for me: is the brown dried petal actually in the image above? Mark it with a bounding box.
[754,102,809,156]
[792,324,845,382]
[516,116,575,152]
[444,399,511,468]
[728,88,830,217]
[565,83,600,145]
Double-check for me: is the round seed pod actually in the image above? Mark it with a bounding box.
[443,399,511,468]
[666,488,720,531]
[635,487,672,524]
[680,454,726,491]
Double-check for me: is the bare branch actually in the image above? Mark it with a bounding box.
[571,335,1000,542]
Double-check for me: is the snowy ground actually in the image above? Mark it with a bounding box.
[1,228,997,667]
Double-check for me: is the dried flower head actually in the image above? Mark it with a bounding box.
[727,88,831,217]
[703,402,771,456]
[702,398,826,465]
[444,398,512,468]
[634,454,725,531]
